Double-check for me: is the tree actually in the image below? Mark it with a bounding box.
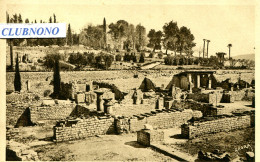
[14,54,21,92]
[53,58,61,98]
[139,53,145,63]
[103,17,107,48]
[135,24,146,51]
[53,14,56,23]
[125,24,136,50]
[103,54,114,70]
[177,26,195,56]
[44,53,62,69]
[163,21,179,55]
[147,29,163,52]
[108,20,129,49]
[83,25,104,48]
[115,54,122,61]
[67,24,73,46]
[227,44,232,59]
[49,16,52,23]
[25,18,29,23]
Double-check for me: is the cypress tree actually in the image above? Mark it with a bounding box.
[139,53,145,63]
[53,58,61,98]
[14,53,21,92]
[67,24,72,46]
[103,17,107,48]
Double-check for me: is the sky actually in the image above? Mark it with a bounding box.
[5,0,256,57]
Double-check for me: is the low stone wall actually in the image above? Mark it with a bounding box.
[53,116,114,142]
[172,100,213,116]
[115,109,197,134]
[6,103,31,126]
[137,129,164,146]
[30,104,75,122]
[7,102,76,127]
[181,114,253,139]
[6,92,40,103]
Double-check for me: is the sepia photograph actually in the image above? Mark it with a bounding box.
[3,0,256,161]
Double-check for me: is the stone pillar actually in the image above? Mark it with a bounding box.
[95,91,104,112]
[155,97,163,109]
[171,85,176,98]
[26,80,30,92]
[188,73,192,83]
[104,98,113,114]
[197,75,200,88]
[132,90,138,104]
[208,79,212,89]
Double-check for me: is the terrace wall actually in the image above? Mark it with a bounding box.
[181,114,253,139]
[53,117,114,142]
[6,103,76,127]
[115,109,198,134]
[30,104,75,122]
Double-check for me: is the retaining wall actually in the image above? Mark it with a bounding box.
[53,117,114,142]
[181,114,253,139]
[115,109,198,134]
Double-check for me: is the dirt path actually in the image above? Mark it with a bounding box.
[35,133,177,161]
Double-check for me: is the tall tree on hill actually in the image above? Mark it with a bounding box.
[108,20,129,49]
[53,58,61,98]
[6,12,10,23]
[67,24,73,46]
[163,21,179,55]
[147,29,163,52]
[103,17,107,49]
[227,44,232,59]
[49,17,52,23]
[177,26,196,56]
[53,14,56,23]
[14,54,21,92]
[135,24,146,51]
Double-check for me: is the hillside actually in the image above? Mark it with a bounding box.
[232,54,255,61]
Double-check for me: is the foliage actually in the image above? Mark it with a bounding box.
[53,59,61,98]
[115,54,122,61]
[147,29,163,51]
[67,24,73,46]
[44,53,62,69]
[14,54,21,92]
[163,21,179,55]
[139,52,145,63]
[68,52,87,67]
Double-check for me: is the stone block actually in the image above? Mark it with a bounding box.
[75,93,85,103]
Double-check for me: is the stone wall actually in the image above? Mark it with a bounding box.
[7,103,76,127]
[115,109,197,134]
[181,114,253,139]
[6,92,40,104]
[30,104,75,122]
[53,117,114,142]
[137,129,164,146]
[6,103,31,126]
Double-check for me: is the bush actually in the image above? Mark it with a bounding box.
[44,90,51,97]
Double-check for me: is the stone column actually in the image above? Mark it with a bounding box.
[171,85,176,98]
[197,74,200,88]
[208,79,212,89]
[208,74,212,89]
[155,97,163,109]
[26,80,30,92]
[95,91,104,112]
[104,98,113,114]
[188,73,192,83]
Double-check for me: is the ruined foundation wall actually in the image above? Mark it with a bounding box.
[30,104,75,122]
[115,109,197,134]
[181,114,252,139]
[54,117,114,142]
